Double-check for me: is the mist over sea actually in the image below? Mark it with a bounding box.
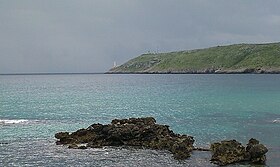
[0,74,279,166]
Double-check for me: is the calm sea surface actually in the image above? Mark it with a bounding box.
[0,74,279,167]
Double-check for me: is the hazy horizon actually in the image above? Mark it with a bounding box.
[1,0,280,73]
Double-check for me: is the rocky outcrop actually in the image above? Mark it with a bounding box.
[55,117,194,160]
[210,138,268,166]
[55,117,268,165]
[246,138,268,163]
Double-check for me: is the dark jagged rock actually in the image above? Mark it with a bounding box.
[210,138,268,166]
[210,140,246,165]
[55,117,268,164]
[246,138,268,163]
[55,117,194,160]
[0,142,9,145]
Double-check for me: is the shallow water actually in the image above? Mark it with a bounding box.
[0,74,279,166]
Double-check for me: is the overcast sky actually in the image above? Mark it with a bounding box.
[1,0,280,73]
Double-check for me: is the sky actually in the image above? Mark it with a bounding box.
[0,0,280,73]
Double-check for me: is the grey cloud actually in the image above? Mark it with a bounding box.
[0,0,280,73]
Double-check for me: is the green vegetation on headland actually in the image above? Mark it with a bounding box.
[107,42,280,74]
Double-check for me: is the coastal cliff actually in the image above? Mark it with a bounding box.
[107,42,280,74]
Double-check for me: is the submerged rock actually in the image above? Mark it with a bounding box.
[210,138,268,166]
[55,117,194,160]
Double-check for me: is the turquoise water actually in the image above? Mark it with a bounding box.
[0,74,279,166]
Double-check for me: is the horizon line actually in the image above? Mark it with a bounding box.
[0,72,106,75]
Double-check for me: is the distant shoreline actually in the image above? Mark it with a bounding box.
[105,70,280,74]
[1,71,280,75]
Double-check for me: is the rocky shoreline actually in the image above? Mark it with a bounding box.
[55,117,268,166]
[106,68,280,74]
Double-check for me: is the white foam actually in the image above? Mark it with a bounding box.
[272,118,280,123]
[0,119,28,124]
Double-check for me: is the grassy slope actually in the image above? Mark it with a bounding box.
[109,42,280,73]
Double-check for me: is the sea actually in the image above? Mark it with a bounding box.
[0,74,279,167]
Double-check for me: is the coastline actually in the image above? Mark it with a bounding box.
[105,69,280,74]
